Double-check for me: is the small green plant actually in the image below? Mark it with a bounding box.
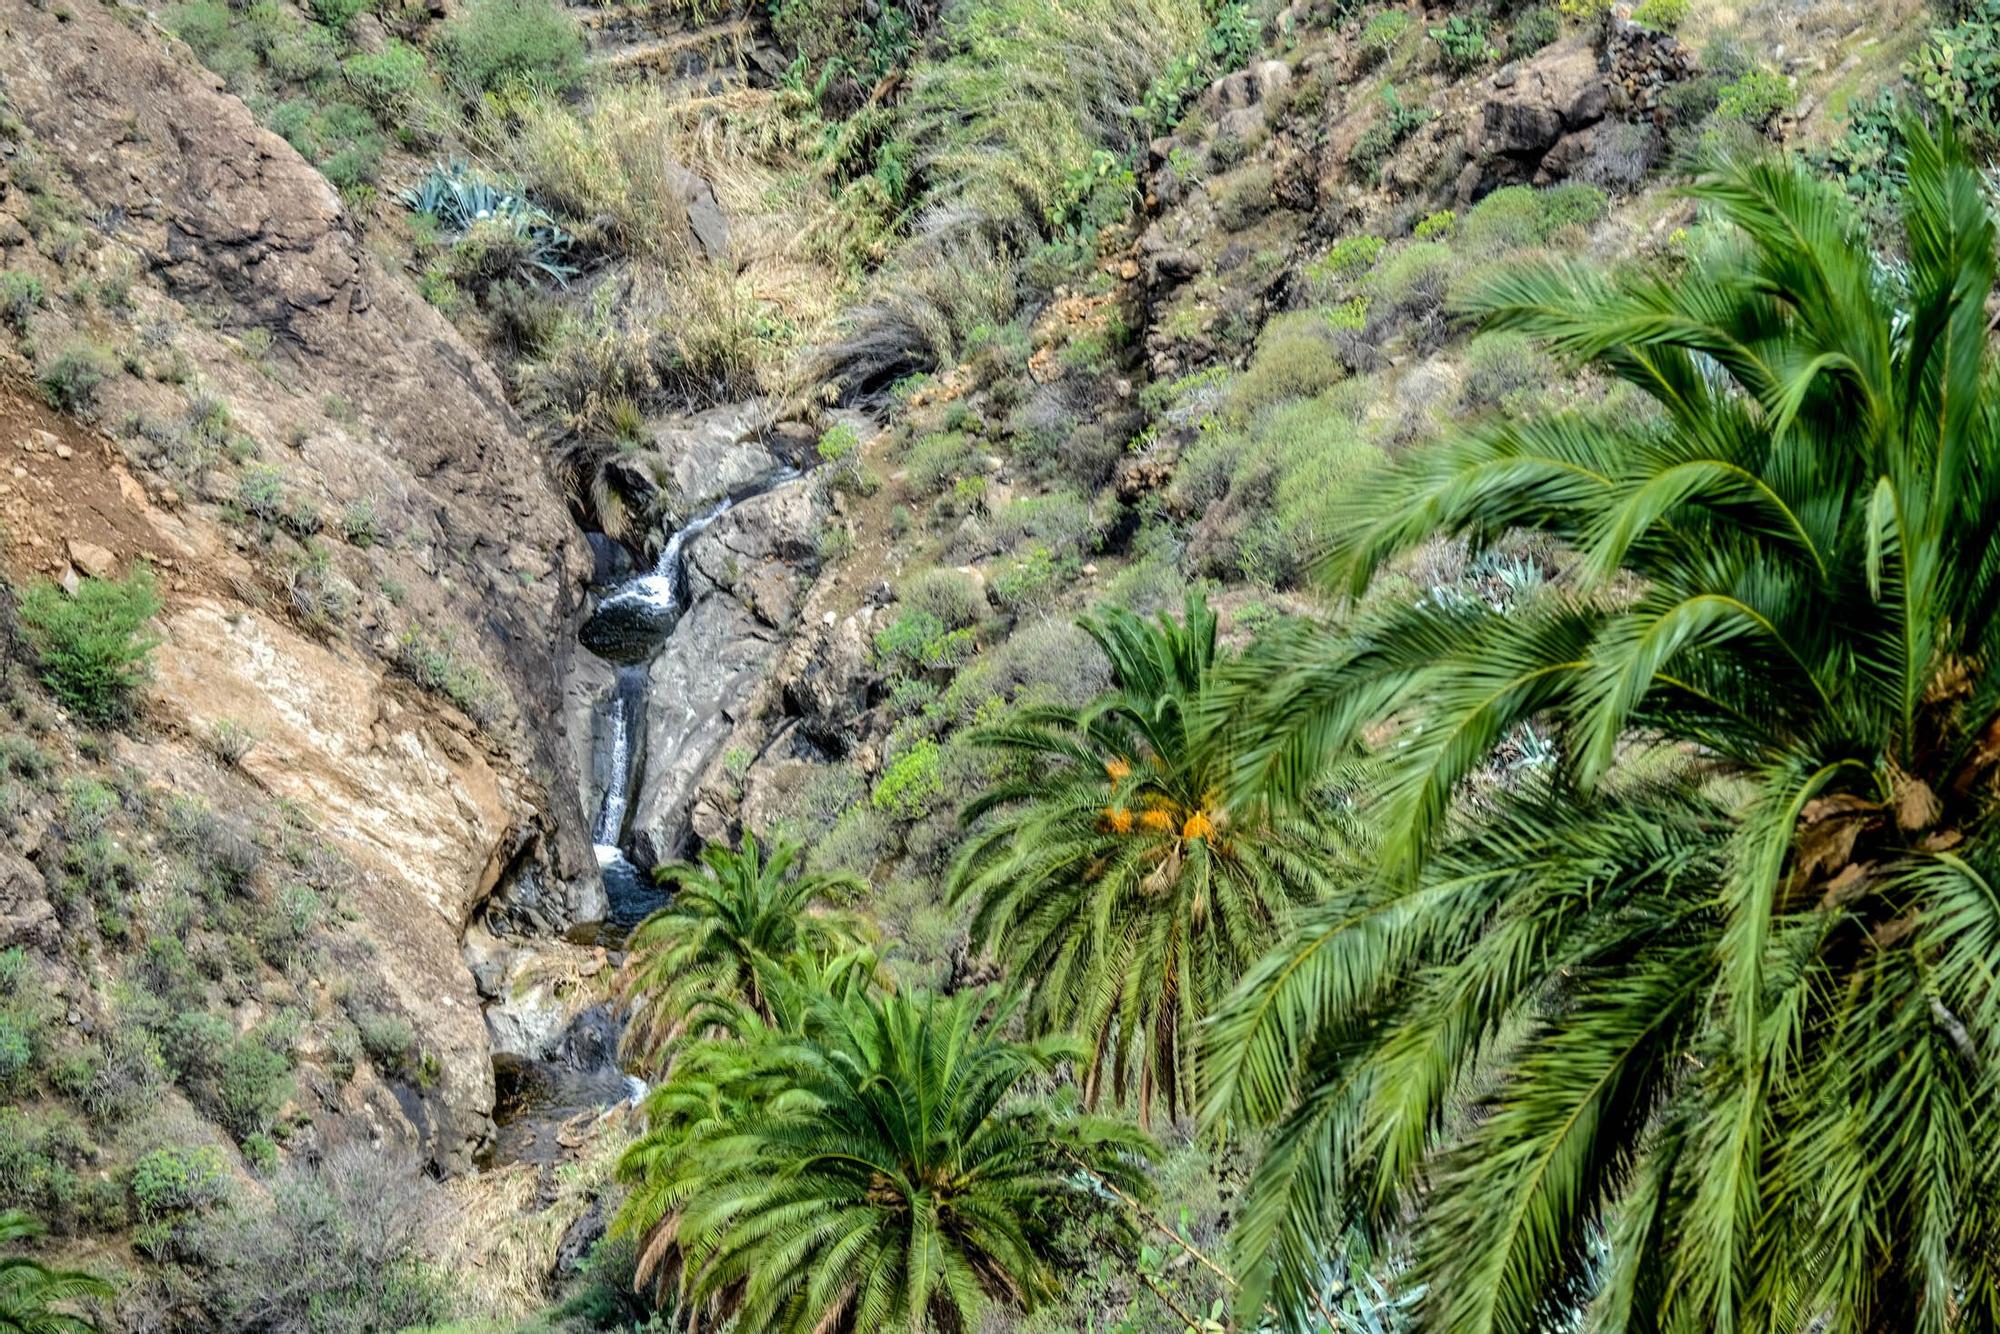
[36,343,115,413]
[872,739,943,819]
[1212,164,1275,231]
[0,270,47,332]
[19,569,162,725]
[207,719,259,766]
[353,1008,418,1081]
[1631,0,1688,30]
[1716,68,1796,129]
[1412,209,1456,241]
[874,608,976,672]
[817,422,862,463]
[1359,10,1409,65]
[338,500,380,547]
[395,629,501,725]
[438,0,587,96]
[130,1145,226,1220]
[1508,4,1560,57]
[1429,14,1496,73]
[1310,234,1385,287]
[340,41,431,116]
[1350,85,1432,181]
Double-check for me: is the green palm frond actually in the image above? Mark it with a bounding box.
[619,831,875,1069]
[613,985,1157,1333]
[0,1211,113,1334]
[1213,119,2000,1332]
[950,590,1358,1123]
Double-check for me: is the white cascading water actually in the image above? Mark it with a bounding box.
[594,492,736,616]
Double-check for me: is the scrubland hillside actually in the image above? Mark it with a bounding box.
[0,0,1989,1325]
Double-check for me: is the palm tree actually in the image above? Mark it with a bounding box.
[1206,123,2000,1332]
[619,831,871,1067]
[613,983,1157,1333]
[0,1211,111,1334]
[948,591,1353,1125]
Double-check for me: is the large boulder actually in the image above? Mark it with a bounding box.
[628,483,818,864]
[1458,37,1609,199]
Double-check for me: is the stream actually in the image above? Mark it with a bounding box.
[487,464,801,1164]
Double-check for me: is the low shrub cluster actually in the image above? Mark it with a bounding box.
[18,569,162,726]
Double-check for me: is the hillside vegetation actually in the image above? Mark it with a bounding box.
[8,0,2000,1327]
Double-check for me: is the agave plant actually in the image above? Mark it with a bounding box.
[1208,122,2000,1331]
[399,160,576,282]
[0,1211,111,1334]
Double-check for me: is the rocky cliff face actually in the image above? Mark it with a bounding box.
[0,0,598,1170]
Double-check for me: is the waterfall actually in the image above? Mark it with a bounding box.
[591,667,647,849]
[595,491,737,620]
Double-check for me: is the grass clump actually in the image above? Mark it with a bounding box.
[19,569,163,726]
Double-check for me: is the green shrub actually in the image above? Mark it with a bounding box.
[1508,5,1559,57]
[37,343,115,414]
[990,544,1078,614]
[354,1009,417,1079]
[395,629,501,725]
[874,608,976,672]
[898,567,986,629]
[0,1012,33,1097]
[161,1010,233,1085]
[1715,68,1795,128]
[1413,209,1456,241]
[19,569,162,725]
[0,271,47,331]
[131,1146,227,1220]
[1351,85,1432,180]
[1310,234,1385,287]
[1631,0,1688,30]
[1429,14,1495,72]
[1212,164,1275,230]
[338,501,380,547]
[1369,241,1454,315]
[341,42,432,118]
[1359,10,1409,65]
[1459,331,1549,410]
[1174,389,1382,584]
[817,422,862,463]
[214,1039,290,1139]
[903,430,980,495]
[310,0,369,33]
[1228,311,1346,423]
[440,0,587,95]
[872,738,943,819]
[1459,183,1608,255]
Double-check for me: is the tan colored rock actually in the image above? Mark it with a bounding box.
[65,539,115,579]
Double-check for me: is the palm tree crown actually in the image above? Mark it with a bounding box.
[0,1211,111,1334]
[1209,124,2000,1333]
[620,831,871,1066]
[949,591,1350,1124]
[613,981,1156,1333]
